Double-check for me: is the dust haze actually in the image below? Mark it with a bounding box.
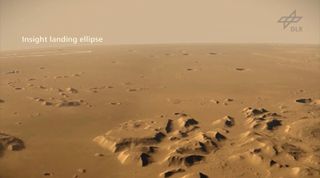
[1,0,319,51]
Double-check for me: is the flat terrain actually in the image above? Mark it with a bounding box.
[0,44,319,178]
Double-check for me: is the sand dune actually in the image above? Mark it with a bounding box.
[94,102,320,177]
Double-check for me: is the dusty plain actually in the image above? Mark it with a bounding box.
[0,44,320,178]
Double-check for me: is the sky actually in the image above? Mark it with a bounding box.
[0,0,319,51]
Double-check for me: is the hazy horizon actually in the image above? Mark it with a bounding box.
[1,0,319,51]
